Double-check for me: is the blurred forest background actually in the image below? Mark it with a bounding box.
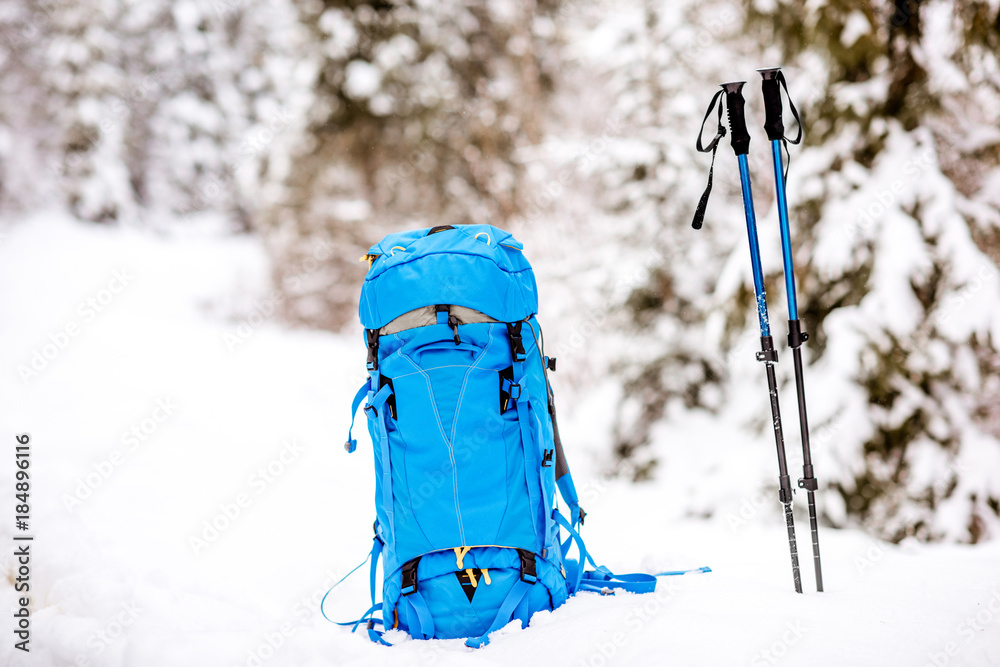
[2,0,999,544]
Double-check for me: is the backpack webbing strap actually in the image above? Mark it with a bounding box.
[367,622,391,646]
[511,369,542,544]
[357,551,437,646]
[366,329,379,371]
[553,510,597,594]
[399,592,435,640]
[369,535,383,606]
[344,382,369,453]
[553,511,667,595]
[464,579,533,648]
[508,319,550,549]
[319,536,382,625]
[506,322,526,362]
[319,539,394,645]
[368,384,396,546]
[522,317,586,529]
[557,474,584,529]
[396,557,434,639]
[349,603,382,631]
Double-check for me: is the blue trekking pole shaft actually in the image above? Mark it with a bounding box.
[759,67,823,592]
[722,82,801,594]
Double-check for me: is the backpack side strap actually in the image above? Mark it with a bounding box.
[464,551,538,648]
[344,382,369,453]
[553,510,662,595]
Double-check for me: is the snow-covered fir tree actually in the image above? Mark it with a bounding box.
[2,0,996,545]
[598,0,1000,542]
[265,0,564,328]
[0,0,305,224]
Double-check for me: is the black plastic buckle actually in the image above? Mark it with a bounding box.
[509,383,522,401]
[507,322,526,363]
[755,335,778,363]
[787,319,809,349]
[366,329,380,371]
[401,557,420,596]
[516,549,537,584]
[379,375,397,419]
[366,619,376,631]
[546,357,557,372]
[541,449,554,468]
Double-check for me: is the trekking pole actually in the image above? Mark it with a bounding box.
[758,66,823,592]
[692,82,802,594]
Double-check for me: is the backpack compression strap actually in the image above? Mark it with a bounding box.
[344,382,368,453]
[319,537,392,646]
[520,318,585,529]
[464,580,533,648]
[554,511,683,595]
[344,379,397,548]
[463,550,538,648]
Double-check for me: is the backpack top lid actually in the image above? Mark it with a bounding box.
[359,224,538,330]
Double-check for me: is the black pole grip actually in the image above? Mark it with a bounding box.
[759,67,784,142]
[721,82,750,156]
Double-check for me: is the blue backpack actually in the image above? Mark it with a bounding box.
[340,224,685,648]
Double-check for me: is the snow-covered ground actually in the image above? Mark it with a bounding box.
[2,216,999,667]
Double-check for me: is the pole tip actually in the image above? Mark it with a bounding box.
[757,67,782,79]
[720,81,746,94]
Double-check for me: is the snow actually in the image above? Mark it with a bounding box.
[343,60,382,100]
[840,11,871,48]
[3,215,1000,666]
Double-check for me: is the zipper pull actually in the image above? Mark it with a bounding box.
[447,314,461,345]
